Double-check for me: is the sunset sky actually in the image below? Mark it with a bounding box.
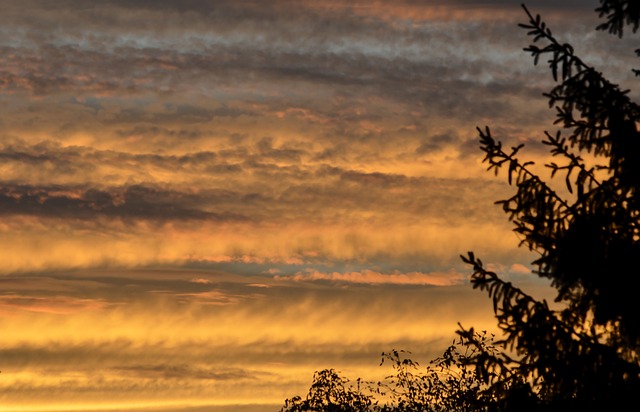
[0,1,638,411]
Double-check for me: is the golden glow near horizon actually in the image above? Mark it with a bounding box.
[0,0,636,410]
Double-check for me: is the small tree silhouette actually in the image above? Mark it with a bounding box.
[281,332,509,412]
[281,369,374,412]
[282,2,640,410]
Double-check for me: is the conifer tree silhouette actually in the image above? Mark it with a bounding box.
[458,2,640,409]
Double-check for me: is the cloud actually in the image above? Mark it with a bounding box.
[510,263,532,274]
[0,294,108,315]
[190,277,214,284]
[0,1,628,409]
[0,268,508,406]
[113,364,260,381]
[0,214,531,275]
[0,183,250,222]
[278,269,465,286]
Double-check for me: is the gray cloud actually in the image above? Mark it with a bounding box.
[0,184,248,222]
[113,364,260,381]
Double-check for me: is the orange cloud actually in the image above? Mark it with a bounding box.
[0,294,108,315]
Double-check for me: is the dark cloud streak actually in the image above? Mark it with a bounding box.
[0,184,249,222]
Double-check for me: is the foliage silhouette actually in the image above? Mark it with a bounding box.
[282,1,640,410]
[281,331,511,412]
[281,369,374,412]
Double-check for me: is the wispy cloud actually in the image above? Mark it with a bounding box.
[0,294,108,315]
[0,0,628,409]
[278,269,465,286]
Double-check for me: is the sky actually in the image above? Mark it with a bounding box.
[0,0,638,411]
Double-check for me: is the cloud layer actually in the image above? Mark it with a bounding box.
[0,0,636,410]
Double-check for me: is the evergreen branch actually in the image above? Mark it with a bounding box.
[460,252,637,399]
[478,126,571,255]
[520,4,640,157]
[596,0,640,37]
[543,130,602,199]
[478,126,570,210]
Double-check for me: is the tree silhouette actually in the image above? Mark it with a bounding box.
[459,2,640,409]
[282,2,640,410]
[281,332,509,412]
[281,369,374,412]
